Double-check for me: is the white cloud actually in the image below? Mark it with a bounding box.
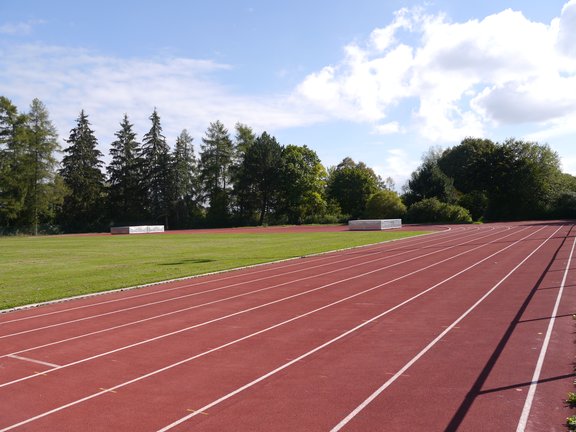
[373,122,402,135]
[0,20,44,36]
[296,2,576,143]
[373,148,420,190]
[0,43,322,158]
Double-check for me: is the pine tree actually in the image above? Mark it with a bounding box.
[171,129,199,228]
[24,99,61,235]
[60,110,106,232]
[199,120,233,226]
[0,97,62,234]
[0,96,26,229]
[107,114,144,225]
[140,109,172,227]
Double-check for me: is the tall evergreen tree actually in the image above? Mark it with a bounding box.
[0,97,26,228]
[140,109,172,226]
[230,123,256,221]
[23,99,61,235]
[107,114,144,225]
[199,120,233,226]
[171,129,198,228]
[60,110,106,232]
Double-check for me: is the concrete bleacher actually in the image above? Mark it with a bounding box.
[110,225,165,235]
[348,219,402,231]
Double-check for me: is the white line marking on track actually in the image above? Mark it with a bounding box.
[515,229,576,432]
[0,228,538,431]
[7,354,60,368]
[330,225,563,432]
[0,227,503,355]
[0,227,483,338]
[156,226,559,432]
[0,228,458,323]
[0,226,520,389]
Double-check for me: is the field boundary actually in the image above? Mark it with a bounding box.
[0,228,444,315]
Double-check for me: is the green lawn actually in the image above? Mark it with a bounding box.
[0,230,427,310]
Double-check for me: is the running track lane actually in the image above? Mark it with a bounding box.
[0,222,573,431]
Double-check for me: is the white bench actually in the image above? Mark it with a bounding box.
[348,219,402,231]
[110,225,165,235]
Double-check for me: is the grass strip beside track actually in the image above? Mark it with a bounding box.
[0,230,426,310]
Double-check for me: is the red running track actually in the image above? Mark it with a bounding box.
[0,222,574,431]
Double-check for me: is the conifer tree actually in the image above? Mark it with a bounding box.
[0,96,26,228]
[60,110,106,232]
[140,109,172,226]
[24,99,62,235]
[199,120,233,225]
[107,114,144,225]
[171,129,198,227]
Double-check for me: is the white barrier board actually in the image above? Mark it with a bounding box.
[111,225,165,235]
[348,219,402,231]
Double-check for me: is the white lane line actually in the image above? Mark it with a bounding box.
[0,226,517,388]
[0,230,468,359]
[7,354,60,368]
[330,225,564,432]
[0,227,458,324]
[0,226,540,431]
[516,230,576,432]
[0,226,498,340]
[157,226,558,432]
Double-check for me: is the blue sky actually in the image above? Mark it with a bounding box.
[1,1,575,188]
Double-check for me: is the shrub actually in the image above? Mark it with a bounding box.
[365,190,407,219]
[407,198,472,224]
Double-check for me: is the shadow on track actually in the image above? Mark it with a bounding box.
[444,225,575,432]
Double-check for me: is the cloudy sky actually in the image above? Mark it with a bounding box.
[1,1,575,188]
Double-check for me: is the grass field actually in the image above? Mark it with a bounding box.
[0,230,428,310]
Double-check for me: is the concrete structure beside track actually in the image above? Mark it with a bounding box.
[110,225,165,235]
[348,219,402,230]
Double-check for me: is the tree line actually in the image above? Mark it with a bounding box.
[402,137,576,222]
[0,97,393,234]
[2,96,575,235]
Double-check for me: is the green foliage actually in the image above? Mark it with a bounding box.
[326,157,380,219]
[170,129,200,229]
[438,137,497,194]
[567,415,576,430]
[235,132,282,225]
[200,120,234,225]
[485,139,562,220]
[277,145,327,224]
[403,148,458,206]
[458,190,488,222]
[59,110,106,232]
[140,109,173,226]
[567,392,576,408]
[407,197,472,224]
[107,114,145,226]
[365,190,407,219]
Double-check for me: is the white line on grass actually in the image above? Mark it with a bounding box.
[516,229,576,432]
[0,226,542,431]
[330,225,564,431]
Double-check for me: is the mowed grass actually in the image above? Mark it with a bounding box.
[0,230,427,310]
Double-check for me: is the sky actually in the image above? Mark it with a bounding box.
[1,0,575,189]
